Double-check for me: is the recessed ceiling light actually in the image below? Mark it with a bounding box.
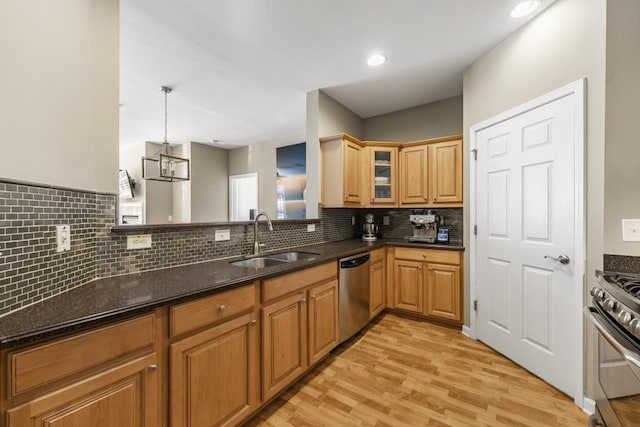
[367,54,386,67]
[510,0,540,18]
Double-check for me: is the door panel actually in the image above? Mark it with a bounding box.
[475,93,577,397]
[393,260,423,313]
[308,280,338,365]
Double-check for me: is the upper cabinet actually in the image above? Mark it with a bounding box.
[400,136,463,207]
[320,133,462,208]
[320,134,364,207]
[364,144,399,207]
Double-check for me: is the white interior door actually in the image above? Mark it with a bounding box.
[474,91,581,398]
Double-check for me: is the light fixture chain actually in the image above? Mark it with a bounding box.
[164,87,168,144]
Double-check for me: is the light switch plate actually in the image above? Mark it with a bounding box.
[127,234,152,250]
[622,219,640,241]
[214,229,230,241]
[307,224,316,232]
[56,225,71,252]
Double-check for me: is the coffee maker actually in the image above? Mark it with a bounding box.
[408,210,439,243]
[362,213,378,241]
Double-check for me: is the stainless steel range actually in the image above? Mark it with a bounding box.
[585,271,640,426]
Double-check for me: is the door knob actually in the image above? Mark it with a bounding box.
[544,254,570,265]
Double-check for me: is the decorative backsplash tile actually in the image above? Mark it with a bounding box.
[0,178,463,316]
[603,254,640,274]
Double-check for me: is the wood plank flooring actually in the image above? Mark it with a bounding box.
[245,313,587,426]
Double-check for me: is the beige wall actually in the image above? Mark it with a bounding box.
[463,0,606,399]
[118,143,145,205]
[144,142,173,224]
[318,90,364,139]
[363,95,463,141]
[604,0,640,255]
[190,143,229,223]
[229,137,304,218]
[0,0,118,193]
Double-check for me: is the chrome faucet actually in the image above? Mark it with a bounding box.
[253,211,274,255]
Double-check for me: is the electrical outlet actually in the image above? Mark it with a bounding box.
[622,219,640,241]
[383,216,390,226]
[56,225,71,252]
[127,234,152,250]
[351,216,356,226]
[214,229,231,241]
[307,224,315,232]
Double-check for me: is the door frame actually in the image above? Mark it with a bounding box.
[469,79,586,408]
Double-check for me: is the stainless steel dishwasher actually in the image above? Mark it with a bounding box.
[338,252,371,343]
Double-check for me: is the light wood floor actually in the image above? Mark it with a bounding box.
[245,313,587,426]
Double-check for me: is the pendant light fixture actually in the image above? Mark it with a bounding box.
[141,86,190,182]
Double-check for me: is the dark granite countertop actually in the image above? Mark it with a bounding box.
[0,239,464,349]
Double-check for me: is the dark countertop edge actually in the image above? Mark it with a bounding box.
[111,218,322,233]
[0,239,463,348]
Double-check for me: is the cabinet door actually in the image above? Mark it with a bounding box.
[426,263,461,322]
[343,139,363,203]
[370,147,397,205]
[7,353,159,427]
[393,260,424,313]
[262,292,308,401]
[370,260,385,318]
[170,312,259,427]
[430,139,462,204]
[308,280,338,365]
[400,145,429,204]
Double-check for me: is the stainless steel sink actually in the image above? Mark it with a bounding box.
[229,251,319,268]
[229,257,289,268]
[268,251,319,262]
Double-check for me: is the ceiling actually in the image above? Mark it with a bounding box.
[120,0,554,148]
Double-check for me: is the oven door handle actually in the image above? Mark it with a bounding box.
[585,307,640,369]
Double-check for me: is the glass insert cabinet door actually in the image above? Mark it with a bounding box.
[370,147,397,204]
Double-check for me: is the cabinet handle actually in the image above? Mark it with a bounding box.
[218,304,226,312]
[148,364,158,373]
[250,319,257,325]
[310,295,316,299]
[301,298,307,303]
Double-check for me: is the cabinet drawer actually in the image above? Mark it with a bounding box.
[10,313,155,397]
[262,262,337,303]
[369,248,385,264]
[170,282,257,337]
[394,247,460,265]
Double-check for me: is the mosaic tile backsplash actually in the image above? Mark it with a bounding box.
[0,179,463,316]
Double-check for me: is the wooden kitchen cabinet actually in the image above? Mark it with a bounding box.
[393,259,424,313]
[430,139,463,204]
[320,133,365,207]
[261,261,338,401]
[7,352,159,426]
[399,135,463,207]
[365,145,399,206]
[426,263,461,322]
[369,248,386,318]
[170,312,259,427]
[308,279,339,365]
[262,291,308,401]
[392,247,463,324]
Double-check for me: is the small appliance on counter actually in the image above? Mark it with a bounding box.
[408,210,439,243]
[362,213,378,241]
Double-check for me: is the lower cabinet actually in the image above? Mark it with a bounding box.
[426,263,461,322]
[262,291,308,402]
[369,248,386,318]
[170,312,259,427]
[308,280,339,365]
[7,353,159,426]
[392,248,462,323]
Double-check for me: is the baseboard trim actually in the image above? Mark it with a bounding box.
[461,325,474,339]
[582,397,595,414]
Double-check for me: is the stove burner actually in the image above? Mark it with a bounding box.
[604,273,640,297]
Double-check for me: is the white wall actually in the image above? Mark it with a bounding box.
[604,0,640,255]
[118,143,145,205]
[0,0,118,193]
[364,95,463,142]
[144,142,173,224]
[463,0,606,399]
